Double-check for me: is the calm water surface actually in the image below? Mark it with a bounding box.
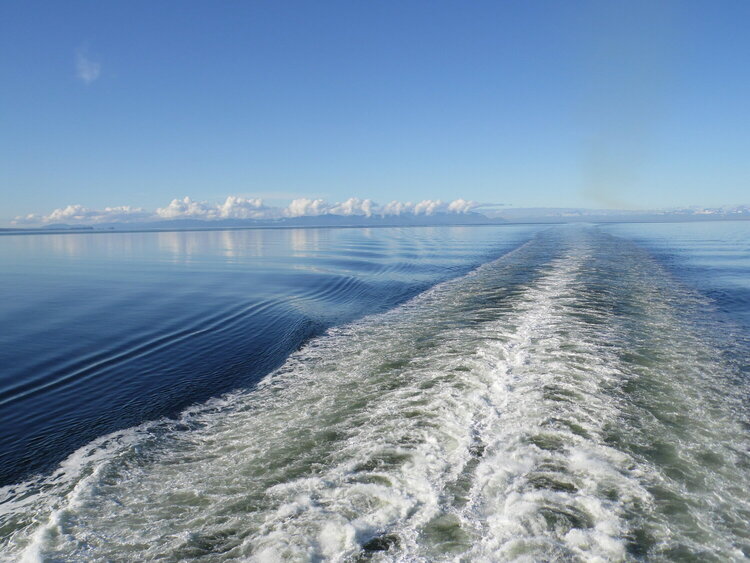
[0,225,540,484]
[0,222,748,561]
[605,221,750,334]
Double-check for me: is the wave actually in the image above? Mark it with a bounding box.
[0,300,286,407]
[1,226,748,561]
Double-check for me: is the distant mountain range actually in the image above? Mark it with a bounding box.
[3,205,749,233]
[26,212,502,232]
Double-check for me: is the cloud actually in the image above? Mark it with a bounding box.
[327,197,375,217]
[155,196,273,220]
[280,197,379,218]
[447,198,476,213]
[217,196,270,219]
[13,196,482,225]
[76,49,101,84]
[13,204,149,225]
[284,198,329,218]
[281,197,479,218]
[381,199,480,216]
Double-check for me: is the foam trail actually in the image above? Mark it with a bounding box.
[1,226,748,561]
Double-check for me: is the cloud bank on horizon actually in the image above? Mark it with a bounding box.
[13,196,482,225]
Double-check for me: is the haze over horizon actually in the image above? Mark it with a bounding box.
[3,0,749,226]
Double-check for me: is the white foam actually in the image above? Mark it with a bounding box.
[1,228,748,561]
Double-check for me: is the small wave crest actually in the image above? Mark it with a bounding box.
[2,227,749,561]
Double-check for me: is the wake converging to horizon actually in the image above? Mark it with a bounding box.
[1,224,748,561]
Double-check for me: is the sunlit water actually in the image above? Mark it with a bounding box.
[1,222,749,561]
[0,226,540,484]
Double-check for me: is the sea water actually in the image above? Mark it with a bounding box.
[0,222,748,561]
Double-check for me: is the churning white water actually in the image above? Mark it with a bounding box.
[1,227,748,561]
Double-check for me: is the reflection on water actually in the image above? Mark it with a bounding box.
[289,227,321,255]
[0,224,541,485]
[1,225,749,561]
[158,229,274,263]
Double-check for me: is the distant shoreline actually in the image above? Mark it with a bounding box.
[1,214,749,237]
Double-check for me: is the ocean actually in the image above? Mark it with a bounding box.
[0,222,748,561]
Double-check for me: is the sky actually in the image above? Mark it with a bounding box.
[1,0,749,225]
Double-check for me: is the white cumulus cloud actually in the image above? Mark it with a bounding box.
[155,196,274,220]
[13,195,483,226]
[447,198,476,213]
[284,198,329,217]
[13,204,149,225]
[327,197,376,217]
[155,197,214,219]
[217,196,270,219]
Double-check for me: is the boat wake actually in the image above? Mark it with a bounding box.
[1,226,748,561]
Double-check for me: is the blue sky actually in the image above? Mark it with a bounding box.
[2,0,749,224]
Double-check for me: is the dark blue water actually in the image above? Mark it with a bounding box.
[1,222,749,561]
[0,225,541,485]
